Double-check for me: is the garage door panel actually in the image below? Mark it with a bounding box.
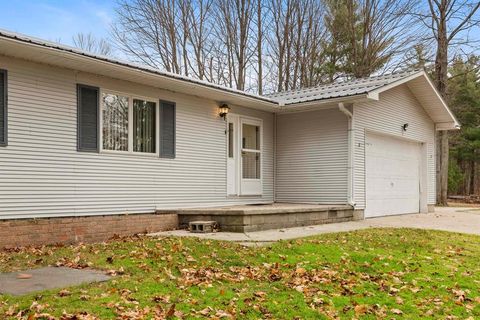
[365,133,421,218]
[367,198,420,217]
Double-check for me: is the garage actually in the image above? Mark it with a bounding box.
[365,133,422,218]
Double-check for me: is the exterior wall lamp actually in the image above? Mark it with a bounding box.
[219,104,230,119]
[402,123,409,132]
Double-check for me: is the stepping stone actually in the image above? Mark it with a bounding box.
[0,267,111,296]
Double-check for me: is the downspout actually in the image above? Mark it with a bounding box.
[273,112,277,203]
[338,103,356,207]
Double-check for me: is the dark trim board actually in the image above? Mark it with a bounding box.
[0,69,7,146]
[77,84,100,152]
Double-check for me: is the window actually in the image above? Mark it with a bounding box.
[101,92,157,154]
[133,99,156,153]
[102,93,129,151]
[241,123,261,179]
[0,69,7,146]
[228,122,234,158]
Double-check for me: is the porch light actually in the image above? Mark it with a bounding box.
[402,123,409,132]
[219,104,230,119]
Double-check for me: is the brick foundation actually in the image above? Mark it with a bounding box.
[0,213,178,249]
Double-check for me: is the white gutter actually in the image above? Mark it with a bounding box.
[276,94,368,111]
[338,103,356,207]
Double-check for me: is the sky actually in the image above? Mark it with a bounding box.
[0,0,115,46]
[0,0,478,62]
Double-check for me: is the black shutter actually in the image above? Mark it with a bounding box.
[160,100,176,158]
[77,84,99,152]
[0,69,7,146]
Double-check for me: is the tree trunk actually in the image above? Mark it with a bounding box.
[474,158,480,195]
[434,3,450,205]
[257,0,263,95]
[439,131,449,204]
[464,161,472,195]
[436,131,442,200]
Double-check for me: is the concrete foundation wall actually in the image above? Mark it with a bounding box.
[178,208,354,232]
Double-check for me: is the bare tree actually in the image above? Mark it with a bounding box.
[256,0,264,94]
[267,0,326,92]
[214,0,255,90]
[417,0,480,205]
[72,32,113,56]
[110,0,420,94]
[184,0,214,81]
[112,0,182,72]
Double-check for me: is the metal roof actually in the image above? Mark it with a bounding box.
[0,29,278,106]
[0,29,458,128]
[267,70,423,106]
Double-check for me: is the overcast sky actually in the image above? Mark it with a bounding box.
[0,0,115,46]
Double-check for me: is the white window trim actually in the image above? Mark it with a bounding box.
[99,89,160,157]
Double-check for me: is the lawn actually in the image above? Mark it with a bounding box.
[1,228,479,319]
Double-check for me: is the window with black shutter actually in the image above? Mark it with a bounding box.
[0,69,7,146]
[160,101,176,158]
[77,84,100,152]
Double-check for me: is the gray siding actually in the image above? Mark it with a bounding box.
[275,108,348,203]
[0,56,274,219]
[353,84,436,209]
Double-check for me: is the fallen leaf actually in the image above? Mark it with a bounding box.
[58,289,71,297]
[295,267,307,275]
[166,303,176,318]
[391,308,403,315]
[354,304,368,315]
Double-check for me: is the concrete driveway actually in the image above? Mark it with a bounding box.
[150,206,480,245]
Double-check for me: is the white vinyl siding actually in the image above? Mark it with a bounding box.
[353,84,436,209]
[0,56,274,219]
[275,108,348,203]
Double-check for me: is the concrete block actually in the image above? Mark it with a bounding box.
[344,210,354,218]
[224,215,244,225]
[328,210,338,218]
[297,213,310,222]
[189,221,218,233]
[287,213,298,222]
[250,215,265,225]
[353,209,364,220]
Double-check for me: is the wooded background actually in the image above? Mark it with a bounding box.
[72,0,480,204]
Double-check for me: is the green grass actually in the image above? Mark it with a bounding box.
[1,228,480,319]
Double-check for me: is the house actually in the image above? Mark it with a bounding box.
[0,30,458,247]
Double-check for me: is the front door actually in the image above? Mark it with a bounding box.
[227,115,262,196]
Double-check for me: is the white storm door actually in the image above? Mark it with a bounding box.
[240,118,262,195]
[227,114,239,195]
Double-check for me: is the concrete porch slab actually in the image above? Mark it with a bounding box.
[149,206,480,245]
[0,267,111,296]
[157,203,355,232]
[157,203,352,215]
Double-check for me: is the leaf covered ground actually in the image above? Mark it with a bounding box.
[0,228,479,319]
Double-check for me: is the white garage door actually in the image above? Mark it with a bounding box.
[365,133,421,218]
